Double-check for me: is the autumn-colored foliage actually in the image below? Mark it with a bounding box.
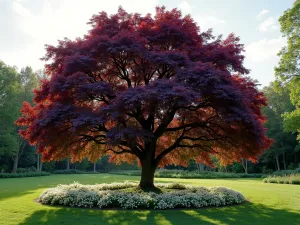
[17,7,272,188]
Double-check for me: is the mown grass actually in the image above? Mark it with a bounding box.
[0,174,300,225]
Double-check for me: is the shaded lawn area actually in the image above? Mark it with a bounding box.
[0,174,300,225]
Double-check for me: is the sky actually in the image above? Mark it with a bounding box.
[0,0,295,86]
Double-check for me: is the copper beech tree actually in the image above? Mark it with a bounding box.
[17,7,272,188]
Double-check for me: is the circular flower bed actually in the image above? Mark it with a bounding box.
[39,182,246,210]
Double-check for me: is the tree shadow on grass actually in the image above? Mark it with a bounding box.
[0,189,37,201]
[164,202,300,225]
[19,202,300,225]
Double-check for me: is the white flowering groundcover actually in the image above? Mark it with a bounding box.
[39,182,246,210]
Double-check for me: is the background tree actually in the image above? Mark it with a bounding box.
[262,82,297,170]
[275,0,300,144]
[0,61,20,161]
[17,7,272,188]
[11,67,39,173]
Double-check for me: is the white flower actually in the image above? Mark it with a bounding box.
[39,182,245,209]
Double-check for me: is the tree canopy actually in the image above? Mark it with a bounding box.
[262,82,296,170]
[0,61,20,157]
[275,0,300,141]
[17,7,272,187]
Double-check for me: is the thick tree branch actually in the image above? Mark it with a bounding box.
[155,131,185,164]
[154,109,177,138]
[111,57,132,88]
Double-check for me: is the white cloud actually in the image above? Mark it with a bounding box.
[0,43,45,70]
[259,16,278,32]
[178,1,191,14]
[194,15,225,31]
[0,0,159,70]
[17,0,159,41]
[12,1,32,17]
[245,37,285,62]
[178,1,225,32]
[256,9,269,19]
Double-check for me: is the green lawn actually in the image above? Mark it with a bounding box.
[0,174,300,225]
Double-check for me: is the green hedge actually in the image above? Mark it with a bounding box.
[0,171,50,178]
[16,167,37,173]
[272,168,300,176]
[155,170,263,178]
[263,174,300,185]
[52,169,98,174]
[109,170,264,179]
[109,170,141,176]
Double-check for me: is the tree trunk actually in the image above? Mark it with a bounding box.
[66,157,70,170]
[138,141,158,189]
[275,153,280,171]
[198,163,205,172]
[12,135,25,173]
[40,160,43,171]
[139,145,157,189]
[93,162,96,172]
[12,154,19,173]
[242,159,248,174]
[37,154,40,171]
[283,152,287,170]
[139,162,156,189]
